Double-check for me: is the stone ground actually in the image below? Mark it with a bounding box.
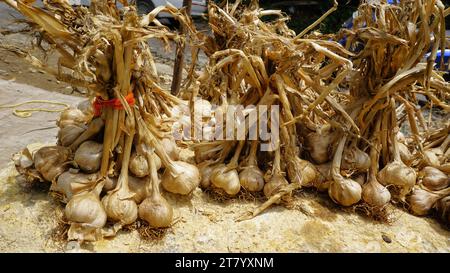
[0,80,449,253]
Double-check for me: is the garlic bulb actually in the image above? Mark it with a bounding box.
[397,142,413,165]
[362,143,391,207]
[306,124,333,164]
[424,149,441,167]
[65,181,107,241]
[435,195,450,225]
[53,170,99,202]
[198,161,214,189]
[362,174,391,207]
[264,173,289,200]
[77,99,93,118]
[74,141,103,173]
[129,151,150,178]
[342,145,371,172]
[57,108,88,128]
[239,141,264,192]
[34,146,70,181]
[69,118,104,151]
[58,124,87,147]
[328,136,362,206]
[161,136,180,161]
[408,187,450,216]
[286,156,317,187]
[161,161,200,195]
[211,164,241,195]
[101,176,149,204]
[139,152,173,228]
[421,167,449,191]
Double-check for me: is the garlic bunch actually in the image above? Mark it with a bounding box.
[239,141,264,192]
[420,167,449,191]
[52,170,99,202]
[305,124,333,164]
[408,187,450,216]
[34,146,70,181]
[65,181,107,241]
[74,141,103,173]
[139,150,173,228]
[328,136,362,206]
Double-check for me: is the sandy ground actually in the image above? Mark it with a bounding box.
[0,80,449,253]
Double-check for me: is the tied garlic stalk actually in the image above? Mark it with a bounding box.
[102,115,138,228]
[239,141,265,192]
[378,100,416,202]
[65,180,107,242]
[328,135,362,206]
[138,146,173,228]
[210,141,244,196]
[408,186,450,216]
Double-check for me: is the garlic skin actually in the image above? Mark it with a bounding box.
[129,152,150,178]
[329,178,362,206]
[102,191,138,226]
[139,194,173,228]
[65,181,106,241]
[161,161,200,195]
[424,150,441,167]
[421,167,449,191]
[263,173,289,201]
[378,161,416,202]
[408,188,442,216]
[161,136,180,161]
[342,146,371,172]
[53,170,98,202]
[286,156,317,187]
[210,164,241,196]
[77,99,93,118]
[435,196,450,225]
[57,108,88,128]
[398,142,413,165]
[34,146,70,181]
[74,141,103,173]
[58,124,87,147]
[239,166,265,192]
[305,125,333,164]
[362,175,391,207]
[198,162,214,189]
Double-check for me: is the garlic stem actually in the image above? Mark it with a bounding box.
[247,141,258,167]
[331,135,347,182]
[114,114,135,193]
[390,99,402,162]
[227,140,245,170]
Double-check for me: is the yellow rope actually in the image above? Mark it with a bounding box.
[0,100,70,118]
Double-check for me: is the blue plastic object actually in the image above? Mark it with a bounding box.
[425,50,450,68]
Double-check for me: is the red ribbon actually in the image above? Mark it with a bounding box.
[93,93,135,117]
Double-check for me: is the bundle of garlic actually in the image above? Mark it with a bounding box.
[5,0,201,241]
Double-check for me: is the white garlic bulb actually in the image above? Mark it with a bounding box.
[161,161,200,195]
[34,146,70,181]
[210,164,241,196]
[53,170,99,202]
[74,141,103,173]
[58,124,87,147]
